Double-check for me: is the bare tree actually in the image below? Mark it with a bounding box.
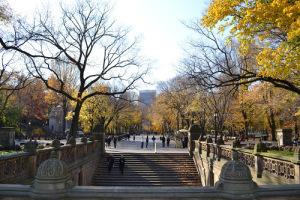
[181,22,300,95]
[0,1,147,138]
[158,76,192,130]
[0,51,29,125]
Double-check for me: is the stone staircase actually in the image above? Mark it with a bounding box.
[92,153,201,186]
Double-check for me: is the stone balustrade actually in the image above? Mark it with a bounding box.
[194,140,299,186]
[0,140,101,184]
[1,149,300,200]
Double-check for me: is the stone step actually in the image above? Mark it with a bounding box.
[93,153,201,187]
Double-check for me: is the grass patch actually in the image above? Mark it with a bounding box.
[260,150,293,160]
[236,148,293,161]
[0,150,21,156]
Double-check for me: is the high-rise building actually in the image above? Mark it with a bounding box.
[138,90,156,107]
[139,90,156,131]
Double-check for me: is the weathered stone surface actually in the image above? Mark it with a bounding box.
[215,150,257,197]
[0,127,15,149]
[51,139,61,150]
[32,151,73,199]
[188,125,201,155]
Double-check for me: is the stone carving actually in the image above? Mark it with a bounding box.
[216,150,257,196]
[32,150,73,199]
[263,157,295,179]
[60,146,75,164]
[0,155,28,183]
[51,139,61,150]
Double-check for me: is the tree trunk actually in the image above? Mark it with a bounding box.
[267,109,277,141]
[69,101,82,138]
[241,110,249,138]
[62,97,67,135]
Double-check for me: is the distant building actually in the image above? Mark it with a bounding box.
[48,105,70,135]
[139,90,156,131]
[139,90,156,107]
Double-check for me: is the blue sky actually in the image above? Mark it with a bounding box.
[8,0,209,90]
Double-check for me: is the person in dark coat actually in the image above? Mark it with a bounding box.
[162,135,166,147]
[107,155,115,172]
[113,136,117,148]
[146,135,149,148]
[152,135,156,146]
[167,136,170,147]
[107,137,112,147]
[119,155,126,174]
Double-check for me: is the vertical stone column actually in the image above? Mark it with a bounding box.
[24,140,38,177]
[28,154,37,177]
[93,132,105,155]
[292,146,300,183]
[188,125,201,156]
[253,141,265,178]
[206,142,210,158]
[254,155,263,178]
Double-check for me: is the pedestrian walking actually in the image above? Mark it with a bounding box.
[167,136,170,147]
[107,136,112,147]
[113,136,117,148]
[152,135,156,144]
[162,135,166,147]
[141,135,144,148]
[119,155,126,174]
[107,155,114,172]
[146,135,149,148]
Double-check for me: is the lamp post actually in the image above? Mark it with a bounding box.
[214,113,218,143]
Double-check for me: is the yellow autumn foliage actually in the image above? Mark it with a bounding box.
[202,0,300,81]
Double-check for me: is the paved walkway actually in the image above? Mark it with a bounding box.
[106,134,188,154]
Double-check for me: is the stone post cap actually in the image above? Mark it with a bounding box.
[51,139,61,150]
[215,154,257,196]
[32,151,73,198]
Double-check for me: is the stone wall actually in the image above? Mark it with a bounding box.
[0,140,101,185]
[193,141,298,186]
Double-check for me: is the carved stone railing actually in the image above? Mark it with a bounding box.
[0,153,30,183]
[0,140,100,184]
[195,140,299,185]
[60,145,76,164]
[36,148,52,166]
[262,156,295,180]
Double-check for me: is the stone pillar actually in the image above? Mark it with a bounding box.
[28,154,37,177]
[206,142,210,158]
[0,127,15,149]
[277,129,293,146]
[81,137,88,156]
[254,155,263,178]
[188,125,201,156]
[207,158,214,186]
[31,151,73,200]
[215,149,257,199]
[24,140,38,177]
[93,132,105,155]
[292,146,300,183]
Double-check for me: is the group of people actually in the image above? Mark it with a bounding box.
[105,136,118,148]
[107,154,126,174]
[141,135,171,148]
